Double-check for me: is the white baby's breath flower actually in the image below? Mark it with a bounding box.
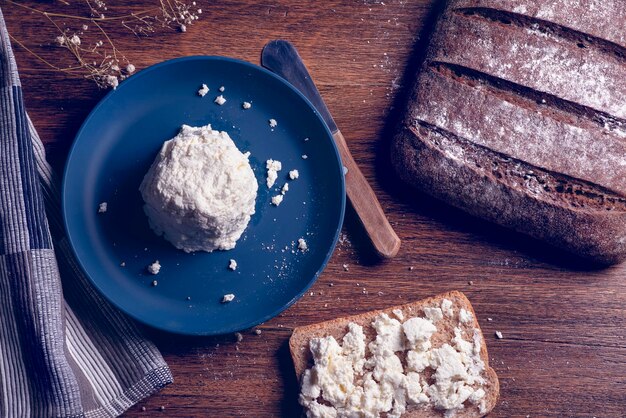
[105,75,119,89]
[44,1,201,89]
[69,35,81,46]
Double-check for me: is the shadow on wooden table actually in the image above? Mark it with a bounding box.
[139,328,304,416]
[341,202,388,267]
[144,329,233,352]
[372,0,606,273]
[276,339,302,417]
[386,187,604,271]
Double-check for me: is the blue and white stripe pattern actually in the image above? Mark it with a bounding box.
[0,8,172,417]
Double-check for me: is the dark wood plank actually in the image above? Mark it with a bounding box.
[2,0,625,416]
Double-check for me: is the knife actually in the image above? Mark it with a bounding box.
[262,40,401,258]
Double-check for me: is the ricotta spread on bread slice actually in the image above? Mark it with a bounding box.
[293,292,498,417]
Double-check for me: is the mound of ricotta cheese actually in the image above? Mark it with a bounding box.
[139,124,258,253]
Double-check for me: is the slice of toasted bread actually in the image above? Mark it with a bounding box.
[290,291,499,417]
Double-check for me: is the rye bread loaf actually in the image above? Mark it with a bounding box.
[290,291,499,417]
[391,0,626,264]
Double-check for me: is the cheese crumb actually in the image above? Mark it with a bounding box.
[98,202,108,213]
[495,331,503,339]
[407,349,430,372]
[441,298,454,317]
[297,238,307,251]
[214,95,226,105]
[235,332,243,342]
[459,308,474,324]
[281,183,289,195]
[427,343,478,410]
[392,308,404,321]
[198,84,209,97]
[470,388,486,404]
[269,118,278,128]
[479,400,488,415]
[403,317,437,351]
[218,86,225,92]
[266,159,282,188]
[271,194,284,206]
[228,259,237,270]
[242,101,252,109]
[221,293,235,303]
[289,169,299,180]
[424,306,444,322]
[125,64,136,74]
[302,154,308,159]
[147,260,161,275]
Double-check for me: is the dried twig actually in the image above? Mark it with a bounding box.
[7,0,202,88]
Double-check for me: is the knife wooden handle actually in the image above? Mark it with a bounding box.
[333,130,401,258]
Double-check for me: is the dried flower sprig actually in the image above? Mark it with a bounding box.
[7,0,202,89]
[122,0,202,36]
[50,17,134,89]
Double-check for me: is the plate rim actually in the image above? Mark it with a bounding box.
[61,55,346,335]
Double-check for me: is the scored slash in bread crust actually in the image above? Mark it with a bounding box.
[391,0,626,264]
[289,291,500,417]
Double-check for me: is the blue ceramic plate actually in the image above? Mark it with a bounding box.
[63,56,345,335]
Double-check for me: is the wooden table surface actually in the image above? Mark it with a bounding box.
[4,1,625,416]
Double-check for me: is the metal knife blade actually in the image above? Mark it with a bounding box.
[261,40,338,134]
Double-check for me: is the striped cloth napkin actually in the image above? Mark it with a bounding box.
[0,8,172,418]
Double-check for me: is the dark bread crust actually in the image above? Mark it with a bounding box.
[392,0,626,264]
[290,291,499,417]
[453,0,626,49]
[392,125,626,264]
